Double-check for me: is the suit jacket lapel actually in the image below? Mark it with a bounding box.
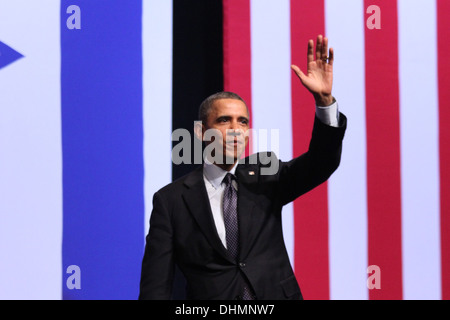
[235,165,258,261]
[182,165,260,264]
[182,167,233,263]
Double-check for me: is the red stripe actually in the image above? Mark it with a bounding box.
[437,0,450,301]
[290,0,329,300]
[364,0,403,300]
[222,0,253,157]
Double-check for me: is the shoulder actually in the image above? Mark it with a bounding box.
[156,165,203,197]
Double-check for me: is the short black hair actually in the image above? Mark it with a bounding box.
[198,91,248,124]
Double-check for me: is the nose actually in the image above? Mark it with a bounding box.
[230,119,240,131]
[224,121,238,136]
[229,121,243,135]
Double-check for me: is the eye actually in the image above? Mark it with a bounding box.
[217,117,229,123]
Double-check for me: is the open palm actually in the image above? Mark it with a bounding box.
[291,35,334,106]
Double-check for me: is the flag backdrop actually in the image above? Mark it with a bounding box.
[0,0,449,300]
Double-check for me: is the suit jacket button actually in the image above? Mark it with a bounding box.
[239,262,246,268]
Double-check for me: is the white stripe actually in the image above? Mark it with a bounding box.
[142,0,173,237]
[250,0,294,267]
[398,0,441,300]
[325,0,369,300]
[0,1,62,299]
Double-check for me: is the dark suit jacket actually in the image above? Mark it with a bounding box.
[139,114,347,300]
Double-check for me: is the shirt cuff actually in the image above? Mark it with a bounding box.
[315,99,339,127]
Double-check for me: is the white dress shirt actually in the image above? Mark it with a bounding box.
[203,102,340,248]
[203,157,238,249]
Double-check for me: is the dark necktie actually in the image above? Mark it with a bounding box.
[222,173,254,300]
[223,173,239,259]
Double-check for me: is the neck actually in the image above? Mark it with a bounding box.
[214,161,238,172]
[205,154,238,172]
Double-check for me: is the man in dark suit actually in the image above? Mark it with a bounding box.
[139,35,346,300]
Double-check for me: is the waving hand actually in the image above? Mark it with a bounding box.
[291,35,334,106]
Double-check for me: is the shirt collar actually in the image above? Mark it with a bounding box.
[203,157,238,190]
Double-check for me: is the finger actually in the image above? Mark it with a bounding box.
[322,37,328,60]
[291,65,307,83]
[315,35,323,61]
[307,39,314,64]
[328,47,334,66]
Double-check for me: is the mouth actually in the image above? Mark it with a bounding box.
[226,139,243,146]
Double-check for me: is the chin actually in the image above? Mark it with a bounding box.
[224,149,244,163]
[223,155,238,165]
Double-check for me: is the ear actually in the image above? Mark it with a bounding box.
[194,121,204,141]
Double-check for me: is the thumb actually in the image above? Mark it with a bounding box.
[291,65,307,84]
